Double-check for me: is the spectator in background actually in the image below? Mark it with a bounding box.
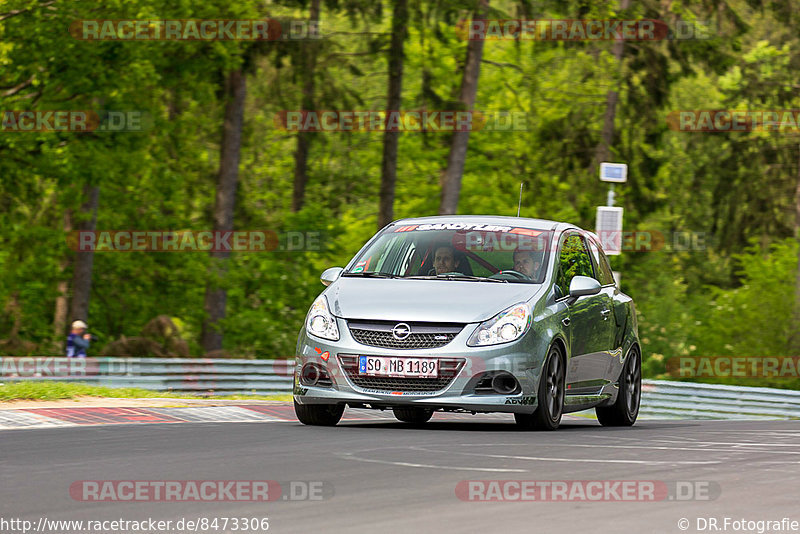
[66,320,90,358]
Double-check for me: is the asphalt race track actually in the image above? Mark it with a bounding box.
[1,410,799,534]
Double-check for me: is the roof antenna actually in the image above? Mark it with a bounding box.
[516,182,524,217]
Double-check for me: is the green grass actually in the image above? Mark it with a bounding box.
[0,381,292,402]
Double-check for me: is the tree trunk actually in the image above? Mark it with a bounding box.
[5,292,21,339]
[69,185,99,323]
[292,0,321,213]
[201,68,247,353]
[53,209,72,342]
[439,0,489,215]
[378,0,409,229]
[594,0,631,166]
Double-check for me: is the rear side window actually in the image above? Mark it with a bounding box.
[555,233,595,297]
[588,238,615,286]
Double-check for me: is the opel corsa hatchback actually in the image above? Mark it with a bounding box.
[293,216,641,430]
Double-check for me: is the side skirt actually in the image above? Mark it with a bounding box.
[563,393,612,413]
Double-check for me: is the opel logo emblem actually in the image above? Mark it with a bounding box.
[392,323,411,340]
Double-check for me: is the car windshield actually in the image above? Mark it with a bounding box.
[343,223,552,283]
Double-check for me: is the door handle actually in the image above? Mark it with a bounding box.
[600,309,611,320]
[562,318,571,327]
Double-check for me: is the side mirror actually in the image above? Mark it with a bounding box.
[320,267,343,286]
[568,275,601,299]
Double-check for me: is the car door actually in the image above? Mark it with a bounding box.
[587,236,626,382]
[556,232,615,391]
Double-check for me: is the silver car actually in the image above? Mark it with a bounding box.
[293,216,641,430]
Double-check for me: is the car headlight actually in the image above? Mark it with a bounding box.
[306,295,339,341]
[467,302,532,347]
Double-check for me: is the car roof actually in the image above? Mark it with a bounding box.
[390,215,575,232]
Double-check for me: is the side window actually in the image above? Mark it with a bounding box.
[399,243,417,276]
[370,236,397,273]
[588,239,615,286]
[372,236,411,274]
[555,233,595,297]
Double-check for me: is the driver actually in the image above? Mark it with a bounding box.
[513,249,542,279]
[433,245,458,275]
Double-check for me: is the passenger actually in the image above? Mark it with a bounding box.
[513,249,542,279]
[425,244,473,276]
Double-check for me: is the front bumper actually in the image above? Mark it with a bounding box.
[293,317,550,414]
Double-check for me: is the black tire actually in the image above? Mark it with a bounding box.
[515,345,565,431]
[393,407,434,424]
[294,400,345,426]
[596,345,641,427]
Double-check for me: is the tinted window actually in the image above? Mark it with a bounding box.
[588,238,615,286]
[555,233,595,297]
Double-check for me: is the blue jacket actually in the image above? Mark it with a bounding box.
[66,333,90,358]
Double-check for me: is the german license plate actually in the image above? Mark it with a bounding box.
[358,356,438,378]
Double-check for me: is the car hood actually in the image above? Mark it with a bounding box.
[326,277,541,323]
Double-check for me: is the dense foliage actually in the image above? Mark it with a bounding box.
[1,0,798,388]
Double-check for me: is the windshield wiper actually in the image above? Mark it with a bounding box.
[341,271,402,279]
[406,274,508,283]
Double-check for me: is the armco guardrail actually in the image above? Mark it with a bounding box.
[641,379,800,420]
[0,358,295,396]
[1,358,798,418]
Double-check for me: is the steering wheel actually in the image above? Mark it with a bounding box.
[490,270,531,280]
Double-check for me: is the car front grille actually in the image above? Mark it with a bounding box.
[338,355,464,393]
[347,320,463,349]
